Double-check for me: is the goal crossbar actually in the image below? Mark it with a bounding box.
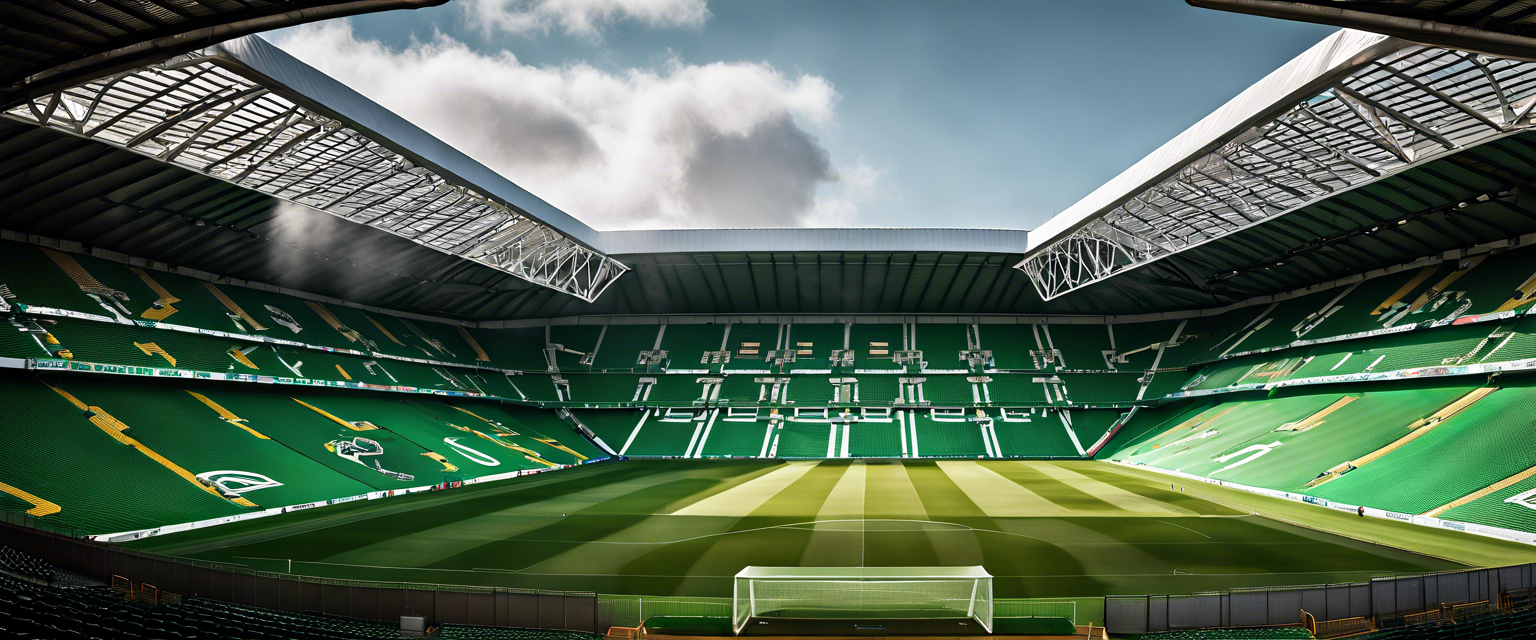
[732,566,993,634]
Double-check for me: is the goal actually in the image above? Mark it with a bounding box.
[732,566,993,635]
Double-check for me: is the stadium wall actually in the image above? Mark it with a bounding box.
[1105,562,1536,634]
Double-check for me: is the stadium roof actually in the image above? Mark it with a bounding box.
[0,112,1055,320]
[1018,29,1536,305]
[12,24,1536,321]
[0,0,446,110]
[1188,0,1536,60]
[0,31,1064,321]
[6,34,628,303]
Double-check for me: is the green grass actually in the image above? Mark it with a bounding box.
[121,459,1522,606]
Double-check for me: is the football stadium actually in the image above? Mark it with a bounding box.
[9,1,1536,638]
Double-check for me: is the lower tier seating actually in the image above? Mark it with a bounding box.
[1102,375,1536,538]
[1139,628,1313,640]
[1362,607,1536,640]
[0,373,597,536]
[0,544,604,640]
[440,623,600,640]
[0,571,403,639]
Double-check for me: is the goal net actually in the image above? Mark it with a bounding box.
[732,566,993,634]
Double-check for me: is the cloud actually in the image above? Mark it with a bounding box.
[806,159,887,228]
[681,116,833,226]
[463,0,709,38]
[273,22,867,229]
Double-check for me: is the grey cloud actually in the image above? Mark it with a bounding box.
[680,116,837,227]
[454,86,602,170]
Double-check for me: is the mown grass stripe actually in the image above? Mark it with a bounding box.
[1031,462,1194,515]
[1068,463,1244,516]
[937,460,1066,517]
[864,460,929,520]
[663,460,800,515]
[982,460,1123,514]
[799,461,868,566]
[746,460,849,519]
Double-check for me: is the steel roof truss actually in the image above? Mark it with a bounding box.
[4,48,627,303]
[1018,42,1536,301]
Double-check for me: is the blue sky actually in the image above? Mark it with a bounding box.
[272,0,1334,231]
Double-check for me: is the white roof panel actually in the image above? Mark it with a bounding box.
[1028,29,1392,251]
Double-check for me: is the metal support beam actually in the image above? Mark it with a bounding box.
[5,47,628,303]
[2,0,452,110]
[1188,0,1536,61]
[1018,43,1536,301]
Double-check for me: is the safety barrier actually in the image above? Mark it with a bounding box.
[596,595,730,629]
[1107,563,1536,634]
[1304,612,1372,638]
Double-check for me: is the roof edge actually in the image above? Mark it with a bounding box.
[212,35,601,248]
[595,227,1030,254]
[1025,28,1399,254]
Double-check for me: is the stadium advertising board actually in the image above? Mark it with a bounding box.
[1219,303,1531,361]
[26,357,497,402]
[17,304,525,375]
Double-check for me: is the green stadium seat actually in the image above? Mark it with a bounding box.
[978,324,1039,370]
[723,323,781,372]
[1040,324,1111,371]
[658,324,726,370]
[592,325,662,371]
[850,324,906,371]
[914,324,971,371]
[784,323,844,368]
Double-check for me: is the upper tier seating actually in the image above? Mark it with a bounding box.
[978,325,1039,370]
[0,373,595,535]
[549,325,603,371]
[9,239,1536,388]
[850,324,905,371]
[1040,324,1112,371]
[913,324,970,370]
[722,323,781,372]
[658,324,725,369]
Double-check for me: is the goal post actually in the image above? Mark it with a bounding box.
[732,566,993,635]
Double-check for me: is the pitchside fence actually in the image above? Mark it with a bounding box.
[596,596,1080,629]
[1106,563,1536,635]
[17,512,1529,636]
[599,595,732,628]
[1,516,1086,633]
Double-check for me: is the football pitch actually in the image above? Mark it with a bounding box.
[127,459,1522,601]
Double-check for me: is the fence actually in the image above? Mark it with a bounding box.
[994,600,1077,620]
[0,521,599,632]
[1307,614,1372,639]
[597,595,732,628]
[1106,563,1536,634]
